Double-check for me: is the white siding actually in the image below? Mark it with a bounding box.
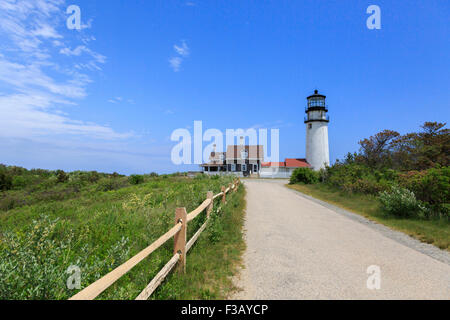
[306,122,329,171]
[260,167,296,179]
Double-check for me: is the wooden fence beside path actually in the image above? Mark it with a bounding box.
[69,178,241,300]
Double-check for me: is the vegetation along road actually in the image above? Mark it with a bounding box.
[0,169,246,300]
[234,179,450,300]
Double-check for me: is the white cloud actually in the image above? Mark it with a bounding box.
[81,18,93,30]
[32,24,62,39]
[60,45,107,66]
[0,93,133,140]
[108,97,134,104]
[169,57,183,72]
[174,41,189,57]
[0,0,130,142]
[169,41,190,72]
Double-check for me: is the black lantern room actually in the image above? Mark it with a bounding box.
[305,90,329,123]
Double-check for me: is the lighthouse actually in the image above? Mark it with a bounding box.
[305,90,330,171]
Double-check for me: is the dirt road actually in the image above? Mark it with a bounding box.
[233,179,450,300]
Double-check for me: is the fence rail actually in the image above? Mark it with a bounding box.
[69,178,241,300]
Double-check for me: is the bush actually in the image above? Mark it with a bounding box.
[0,170,12,191]
[96,178,123,192]
[323,162,396,195]
[12,176,27,190]
[86,171,101,183]
[129,174,144,185]
[399,167,449,205]
[0,194,22,211]
[56,170,68,183]
[290,168,319,185]
[378,186,427,218]
[398,167,449,219]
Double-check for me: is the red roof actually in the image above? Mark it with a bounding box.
[261,162,285,168]
[262,158,310,168]
[285,158,310,168]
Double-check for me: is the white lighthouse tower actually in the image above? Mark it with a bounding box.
[305,90,330,171]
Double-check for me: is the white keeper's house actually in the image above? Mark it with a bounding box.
[200,90,330,178]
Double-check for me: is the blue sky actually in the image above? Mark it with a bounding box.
[0,0,448,174]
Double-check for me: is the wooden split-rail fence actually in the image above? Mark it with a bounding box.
[69,178,241,300]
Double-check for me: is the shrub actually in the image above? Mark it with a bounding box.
[398,167,449,219]
[0,194,22,211]
[290,168,319,185]
[343,178,387,194]
[86,171,101,183]
[378,186,426,218]
[399,167,449,205]
[0,170,12,191]
[323,162,397,195]
[11,176,27,190]
[96,178,123,192]
[56,170,68,183]
[129,174,144,185]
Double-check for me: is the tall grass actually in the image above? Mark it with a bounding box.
[0,174,241,299]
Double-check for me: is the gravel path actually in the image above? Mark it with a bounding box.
[232,179,450,300]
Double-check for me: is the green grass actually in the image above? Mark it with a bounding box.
[287,183,450,251]
[0,173,246,300]
[152,185,246,300]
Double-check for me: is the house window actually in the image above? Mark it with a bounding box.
[309,124,312,129]
[254,164,258,172]
[242,164,247,172]
[231,164,236,171]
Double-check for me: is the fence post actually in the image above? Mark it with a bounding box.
[221,186,226,203]
[174,207,187,273]
[206,191,213,219]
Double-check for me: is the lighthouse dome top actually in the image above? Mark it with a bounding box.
[307,89,326,100]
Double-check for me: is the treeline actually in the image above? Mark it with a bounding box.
[291,122,449,219]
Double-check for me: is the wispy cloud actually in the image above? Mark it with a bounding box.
[0,0,130,141]
[169,40,190,72]
[108,97,136,104]
[174,41,189,57]
[60,45,107,69]
[169,57,183,72]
